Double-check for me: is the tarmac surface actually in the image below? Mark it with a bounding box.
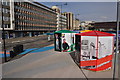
[2,44,119,79]
[3,35,53,51]
[2,45,85,78]
[0,35,54,63]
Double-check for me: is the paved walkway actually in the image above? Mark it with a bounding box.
[2,46,85,78]
[2,44,119,79]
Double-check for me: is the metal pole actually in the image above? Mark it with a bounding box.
[1,0,7,62]
[113,0,119,80]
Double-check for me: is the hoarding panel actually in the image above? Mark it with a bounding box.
[98,37,113,59]
[81,36,97,61]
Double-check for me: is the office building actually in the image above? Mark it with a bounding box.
[63,12,74,30]
[0,1,57,38]
[91,22,119,31]
[0,1,11,30]
[52,6,67,30]
[73,19,80,30]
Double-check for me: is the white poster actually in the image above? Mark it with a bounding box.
[81,36,97,61]
[61,33,73,52]
[98,37,113,59]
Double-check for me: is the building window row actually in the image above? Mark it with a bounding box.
[15,12,56,22]
[3,16,10,21]
[0,8,10,13]
[15,2,56,17]
[15,25,57,30]
[14,2,57,31]
[15,16,56,25]
[2,2,10,6]
[15,7,56,22]
[0,24,10,28]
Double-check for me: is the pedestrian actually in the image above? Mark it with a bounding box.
[62,39,69,52]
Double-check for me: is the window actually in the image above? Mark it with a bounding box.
[2,2,6,5]
[0,25,1,28]
[2,8,5,13]
[6,2,10,6]
[0,8,1,12]
[3,16,9,21]
[8,24,10,28]
[5,24,8,28]
[4,9,6,13]
[0,16,2,21]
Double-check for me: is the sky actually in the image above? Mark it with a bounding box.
[40,2,117,22]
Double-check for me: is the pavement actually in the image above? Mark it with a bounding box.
[0,35,54,63]
[2,44,119,79]
[2,44,85,78]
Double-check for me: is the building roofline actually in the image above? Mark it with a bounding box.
[33,2,55,11]
[25,1,56,14]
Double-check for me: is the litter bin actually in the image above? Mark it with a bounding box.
[75,31,114,71]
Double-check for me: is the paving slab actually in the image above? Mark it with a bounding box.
[2,44,119,79]
[2,48,85,78]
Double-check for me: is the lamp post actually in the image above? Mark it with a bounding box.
[55,3,67,30]
[113,0,119,80]
[1,0,7,62]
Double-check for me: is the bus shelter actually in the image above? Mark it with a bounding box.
[75,31,114,71]
[54,30,76,52]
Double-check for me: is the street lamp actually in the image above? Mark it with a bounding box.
[1,0,7,62]
[113,0,119,80]
[55,3,67,30]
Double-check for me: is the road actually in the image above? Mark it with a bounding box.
[1,35,54,63]
[3,35,54,51]
[2,44,119,79]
